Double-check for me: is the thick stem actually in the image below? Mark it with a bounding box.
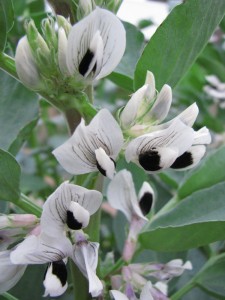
[170,280,195,300]
[1,292,19,300]
[16,193,42,217]
[64,106,82,134]
[69,259,91,300]
[0,52,18,80]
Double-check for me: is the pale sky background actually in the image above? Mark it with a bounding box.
[117,0,169,39]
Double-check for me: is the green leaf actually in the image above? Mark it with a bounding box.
[8,118,39,156]
[194,253,225,298]
[0,0,14,51]
[0,149,20,202]
[134,0,225,90]
[139,182,225,252]
[109,22,145,91]
[178,146,225,199]
[0,70,39,151]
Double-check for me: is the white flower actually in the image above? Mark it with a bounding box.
[150,259,192,281]
[53,109,124,179]
[204,75,225,108]
[66,7,126,81]
[125,118,195,173]
[41,181,102,237]
[131,259,192,282]
[107,170,154,261]
[43,260,68,297]
[120,71,172,130]
[72,231,103,297]
[125,114,211,173]
[0,250,27,293]
[107,170,154,222]
[15,36,42,90]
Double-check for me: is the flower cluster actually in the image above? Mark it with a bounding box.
[15,7,126,94]
[1,182,103,297]
[3,3,212,299]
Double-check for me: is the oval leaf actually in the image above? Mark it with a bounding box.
[134,0,225,90]
[178,146,225,199]
[194,253,225,298]
[0,149,20,202]
[0,0,14,51]
[109,21,145,91]
[139,182,225,251]
[0,70,39,151]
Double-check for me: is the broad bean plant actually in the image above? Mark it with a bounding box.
[1,0,225,299]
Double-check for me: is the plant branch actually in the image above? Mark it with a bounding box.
[16,193,42,217]
[170,280,195,300]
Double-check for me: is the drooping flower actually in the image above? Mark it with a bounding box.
[72,231,103,297]
[41,181,102,236]
[43,260,68,297]
[107,170,154,261]
[66,7,126,82]
[144,259,193,281]
[53,109,124,179]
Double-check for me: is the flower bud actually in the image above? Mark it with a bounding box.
[15,36,42,90]
[41,17,58,50]
[78,0,95,18]
[0,214,38,229]
[57,16,72,36]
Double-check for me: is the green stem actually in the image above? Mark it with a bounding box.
[170,280,195,300]
[102,257,125,279]
[0,52,18,80]
[85,85,94,104]
[152,195,179,221]
[69,259,91,300]
[1,292,19,300]
[16,193,42,217]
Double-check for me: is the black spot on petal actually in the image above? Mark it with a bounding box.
[139,150,161,171]
[79,49,94,76]
[52,261,67,286]
[66,211,82,230]
[96,157,116,177]
[43,261,67,287]
[139,192,153,215]
[170,151,193,169]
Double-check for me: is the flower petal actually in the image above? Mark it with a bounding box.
[138,182,155,216]
[170,145,206,170]
[193,127,211,145]
[10,232,72,264]
[15,36,41,90]
[120,85,149,129]
[110,290,129,300]
[53,109,123,176]
[107,170,146,222]
[58,27,69,76]
[95,147,116,179]
[148,84,172,124]
[43,260,68,297]
[0,250,26,293]
[67,7,126,80]
[41,181,102,236]
[125,119,194,172]
[140,282,154,300]
[73,240,103,297]
[176,103,199,126]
